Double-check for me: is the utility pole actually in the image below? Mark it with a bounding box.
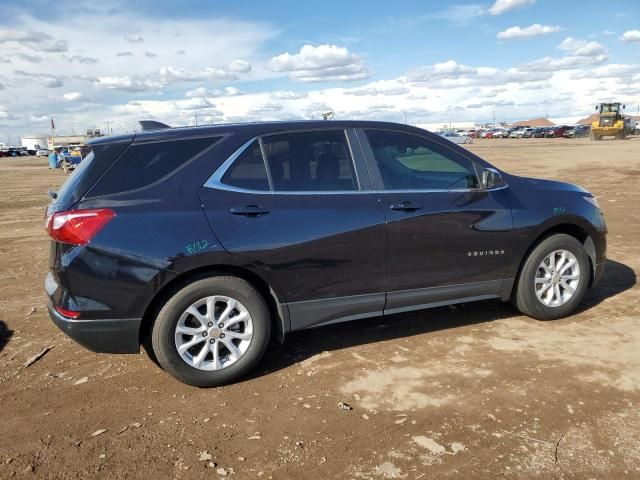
[493,108,496,128]
[50,117,55,150]
[194,112,198,126]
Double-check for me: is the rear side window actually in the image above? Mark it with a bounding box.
[88,137,218,197]
[262,130,357,192]
[221,140,270,191]
[54,142,130,207]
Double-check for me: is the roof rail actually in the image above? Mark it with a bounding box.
[139,120,171,131]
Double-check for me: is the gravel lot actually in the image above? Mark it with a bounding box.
[1,137,638,479]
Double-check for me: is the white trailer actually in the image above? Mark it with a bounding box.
[21,135,49,151]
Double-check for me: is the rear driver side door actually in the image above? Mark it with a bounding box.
[199,129,387,330]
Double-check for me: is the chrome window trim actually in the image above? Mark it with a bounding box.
[371,185,509,194]
[204,130,362,195]
[203,137,264,193]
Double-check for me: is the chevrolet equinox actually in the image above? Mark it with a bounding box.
[45,121,607,386]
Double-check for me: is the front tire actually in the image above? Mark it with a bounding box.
[512,234,590,320]
[152,276,271,387]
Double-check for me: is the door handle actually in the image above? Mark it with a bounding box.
[390,201,422,211]
[230,205,271,216]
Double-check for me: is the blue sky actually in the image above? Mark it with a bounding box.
[0,0,639,141]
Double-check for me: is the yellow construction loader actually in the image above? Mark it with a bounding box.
[591,102,631,140]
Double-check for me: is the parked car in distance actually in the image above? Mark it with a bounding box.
[521,128,536,138]
[509,127,529,138]
[563,125,590,138]
[45,120,607,386]
[532,127,547,138]
[438,130,473,144]
[36,149,50,157]
[487,128,508,138]
[546,125,570,138]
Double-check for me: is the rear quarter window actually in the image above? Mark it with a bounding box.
[87,137,219,197]
[54,142,130,207]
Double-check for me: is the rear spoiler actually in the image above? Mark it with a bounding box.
[139,120,171,131]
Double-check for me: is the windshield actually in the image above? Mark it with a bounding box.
[601,104,619,114]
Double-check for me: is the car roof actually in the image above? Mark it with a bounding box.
[89,120,424,146]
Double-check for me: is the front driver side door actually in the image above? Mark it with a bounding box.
[357,128,513,313]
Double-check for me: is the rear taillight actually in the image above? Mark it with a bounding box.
[54,305,81,319]
[45,208,115,245]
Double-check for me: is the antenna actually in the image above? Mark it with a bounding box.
[139,120,171,131]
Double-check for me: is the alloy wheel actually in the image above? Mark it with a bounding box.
[534,249,581,307]
[174,295,253,370]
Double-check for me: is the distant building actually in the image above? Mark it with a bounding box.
[47,128,104,149]
[510,118,555,128]
[21,135,49,150]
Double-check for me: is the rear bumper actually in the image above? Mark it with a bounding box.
[47,303,141,354]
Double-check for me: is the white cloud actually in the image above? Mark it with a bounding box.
[62,92,86,101]
[572,63,640,79]
[14,70,64,88]
[14,53,43,63]
[516,37,608,73]
[346,83,410,96]
[0,110,17,121]
[159,66,237,82]
[407,60,478,82]
[0,29,68,52]
[497,24,562,40]
[227,59,251,73]
[30,114,49,123]
[224,86,243,96]
[184,86,243,98]
[179,98,216,110]
[558,37,607,57]
[250,101,283,113]
[270,91,309,100]
[620,30,640,43]
[94,75,164,92]
[95,65,245,93]
[116,51,133,57]
[267,44,371,82]
[486,0,535,15]
[124,34,144,43]
[63,54,99,64]
[521,54,607,72]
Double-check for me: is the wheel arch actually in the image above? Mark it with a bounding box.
[510,222,596,300]
[139,265,288,348]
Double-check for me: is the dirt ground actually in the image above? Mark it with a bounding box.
[1,137,639,480]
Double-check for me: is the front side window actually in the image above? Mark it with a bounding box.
[221,140,270,191]
[365,130,479,191]
[262,130,357,192]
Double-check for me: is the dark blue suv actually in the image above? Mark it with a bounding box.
[45,121,606,386]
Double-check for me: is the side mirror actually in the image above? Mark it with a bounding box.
[482,168,506,190]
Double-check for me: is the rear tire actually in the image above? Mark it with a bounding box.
[152,276,271,387]
[512,234,590,320]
